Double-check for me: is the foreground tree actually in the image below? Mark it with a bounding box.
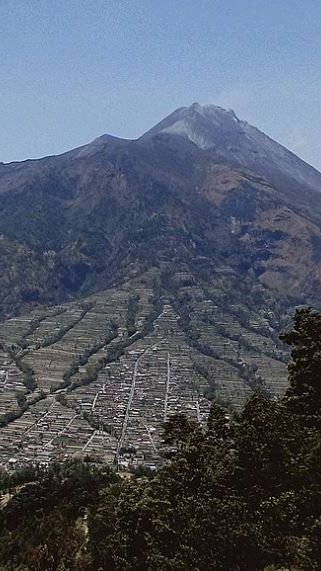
[280,307,321,428]
[3,308,321,569]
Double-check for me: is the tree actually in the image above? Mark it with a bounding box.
[162,413,199,450]
[280,307,321,427]
[206,401,230,442]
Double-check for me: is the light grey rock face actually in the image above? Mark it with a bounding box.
[141,103,321,193]
[150,103,244,149]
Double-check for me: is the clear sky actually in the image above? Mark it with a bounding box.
[1,0,321,169]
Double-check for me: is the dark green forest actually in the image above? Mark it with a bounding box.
[1,307,321,570]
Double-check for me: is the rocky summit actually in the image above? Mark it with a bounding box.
[0,103,321,468]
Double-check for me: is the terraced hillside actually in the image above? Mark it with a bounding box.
[0,267,290,469]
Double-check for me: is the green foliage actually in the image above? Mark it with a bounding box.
[126,294,140,336]
[2,308,321,569]
[0,461,117,570]
[281,307,321,427]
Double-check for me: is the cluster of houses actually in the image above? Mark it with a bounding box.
[0,305,210,470]
[0,350,25,417]
[0,279,288,472]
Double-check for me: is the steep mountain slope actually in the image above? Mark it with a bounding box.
[142,102,321,195]
[1,104,321,467]
[1,105,321,319]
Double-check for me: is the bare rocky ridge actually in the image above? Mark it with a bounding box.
[142,103,321,194]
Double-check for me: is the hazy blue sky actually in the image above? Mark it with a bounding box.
[1,0,321,168]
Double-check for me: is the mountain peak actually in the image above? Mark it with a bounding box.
[187,101,239,118]
[141,102,321,193]
[141,102,242,149]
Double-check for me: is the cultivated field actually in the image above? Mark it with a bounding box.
[0,269,289,470]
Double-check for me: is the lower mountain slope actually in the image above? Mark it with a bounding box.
[0,266,289,469]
